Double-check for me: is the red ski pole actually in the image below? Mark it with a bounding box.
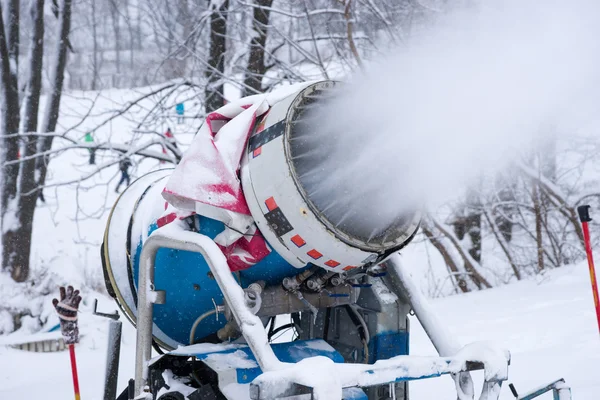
[69,344,82,400]
[577,205,600,335]
[53,286,83,400]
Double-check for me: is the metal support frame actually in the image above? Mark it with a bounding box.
[510,379,572,400]
[384,253,508,400]
[251,343,508,400]
[134,224,509,399]
[92,298,122,400]
[104,320,122,400]
[134,223,282,396]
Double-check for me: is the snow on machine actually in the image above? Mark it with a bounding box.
[100,81,566,400]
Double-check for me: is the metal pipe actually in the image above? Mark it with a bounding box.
[133,240,158,397]
[384,253,475,399]
[511,378,571,400]
[134,224,281,396]
[104,320,122,400]
[251,353,491,400]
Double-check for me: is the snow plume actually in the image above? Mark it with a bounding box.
[298,0,600,229]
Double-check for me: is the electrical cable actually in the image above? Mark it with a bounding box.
[345,305,371,363]
[268,323,296,341]
[362,338,370,364]
[268,316,276,338]
[152,340,165,355]
[189,310,217,345]
[348,304,370,345]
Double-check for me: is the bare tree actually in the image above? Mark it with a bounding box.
[109,0,121,75]
[421,222,470,293]
[243,0,273,96]
[10,0,47,282]
[205,0,229,111]
[0,1,21,231]
[90,0,99,90]
[0,0,73,282]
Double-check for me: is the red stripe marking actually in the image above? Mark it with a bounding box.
[253,146,262,158]
[157,213,177,227]
[343,265,357,271]
[290,234,306,248]
[325,260,340,268]
[307,249,323,260]
[265,197,278,212]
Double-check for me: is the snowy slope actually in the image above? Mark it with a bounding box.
[0,260,597,399]
[410,261,600,399]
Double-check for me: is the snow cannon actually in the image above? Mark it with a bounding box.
[241,80,421,272]
[100,81,515,400]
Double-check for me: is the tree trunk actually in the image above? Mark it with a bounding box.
[0,1,21,274]
[123,0,135,70]
[518,163,584,248]
[243,0,273,97]
[342,0,363,69]
[110,0,121,77]
[494,171,515,243]
[465,188,482,264]
[421,223,469,293]
[532,179,545,272]
[34,0,72,204]
[36,0,72,162]
[91,0,98,90]
[3,0,46,282]
[483,208,521,280]
[540,128,557,182]
[136,1,142,50]
[172,0,192,77]
[0,0,21,203]
[433,217,492,290]
[6,0,72,282]
[6,0,19,64]
[453,186,483,274]
[205,0,228,112]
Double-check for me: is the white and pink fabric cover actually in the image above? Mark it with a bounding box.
[160,83,311,271]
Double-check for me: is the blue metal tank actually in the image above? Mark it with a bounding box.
[101,170,304,349]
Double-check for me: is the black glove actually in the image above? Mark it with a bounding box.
[52,286,82,345]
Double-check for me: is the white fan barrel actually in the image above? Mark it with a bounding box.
[241,81,421,274]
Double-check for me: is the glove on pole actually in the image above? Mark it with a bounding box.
[53,286,83,400]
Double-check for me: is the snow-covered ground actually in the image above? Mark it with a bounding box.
[410,260,600,399]
[0,260,597,399]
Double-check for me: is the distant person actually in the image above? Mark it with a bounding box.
[84,132,96,165]
[164,127,178,150]
[115,157,132,193]
[176,103,184,124]
[161,128,177,164]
